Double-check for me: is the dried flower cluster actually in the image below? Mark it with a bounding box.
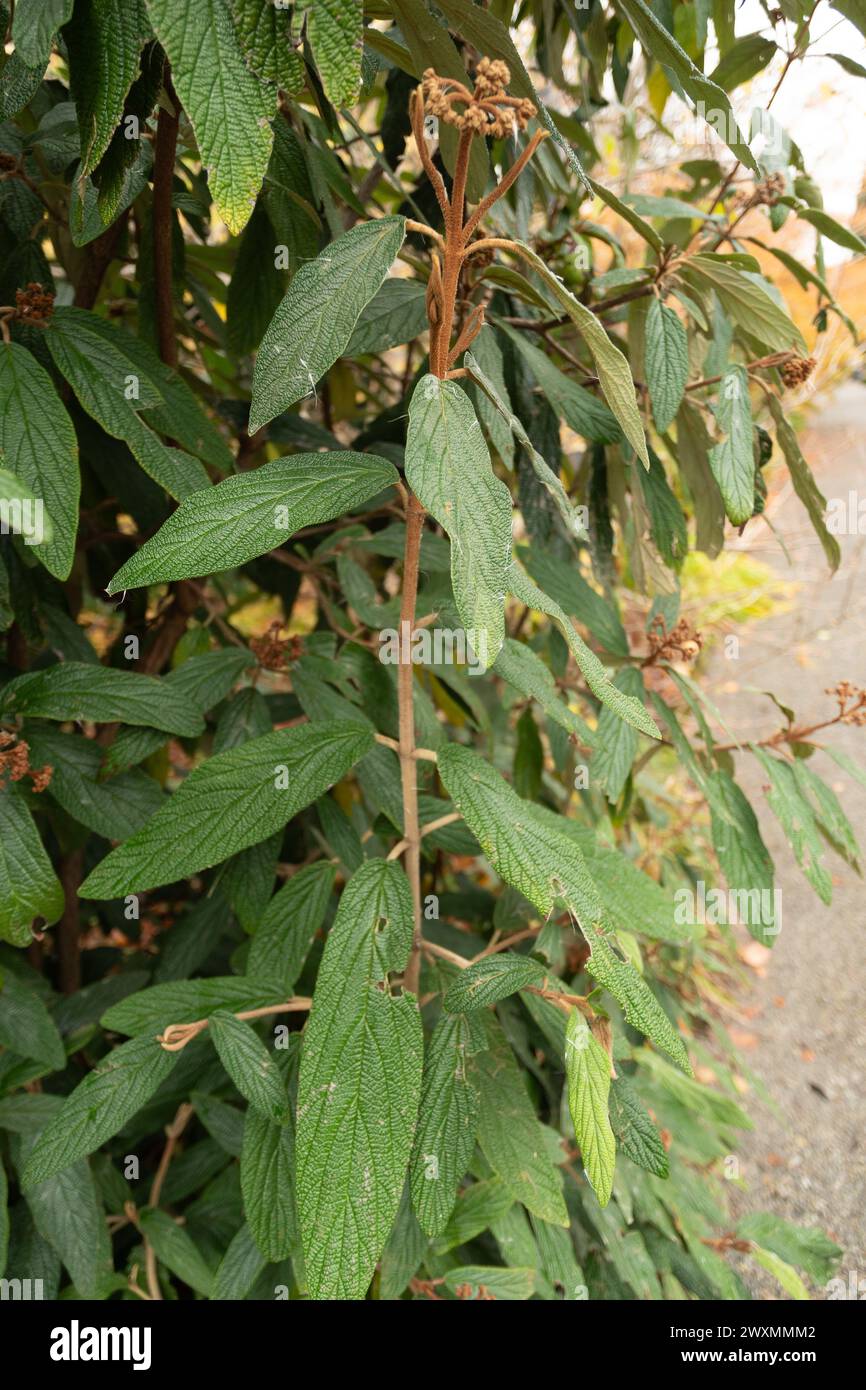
[421,58,535,139]
[753,172,786,206]
[0,730,52,792]
[781,355,816,388]
[827,681,866,725]
[646,614,702,665]
[250,621,302,672]
[13,281,54,325]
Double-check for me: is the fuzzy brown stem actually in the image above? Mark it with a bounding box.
[398,492,427,998]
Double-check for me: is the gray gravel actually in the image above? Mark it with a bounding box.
[702,382,866,1299]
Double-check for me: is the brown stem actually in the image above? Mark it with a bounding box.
[144,1102,194,1300]
[56,849,84,994]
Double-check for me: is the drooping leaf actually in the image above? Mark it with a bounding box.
[751,746,832,903]
[494,638,594,742]
[0,342,79,580]
[0,975,65,1071]
[409,1013,482,1237]
[22,1036,180,1187]
[681,256,807,354]
[608,1074,669,1178]
[565,1008,616,1207]
[471,1015,568,1226]
[443,954,546,1013]
[241,1102,297,1262]
[247,859,336,991]
[295,859,423,1300]
[65,0,148,175]
[209,1010,289,1123]
[709,366,754,526]
[406,375,512,665]
[228,0,305,93]
[707,769,777,943]
[307,0,363,107]
[144,0,275,234]
[107,451,397,590]
[767,394,840,571]
[80,720,373,898]
[11,0,74,69]
[591,668,646,802]
[25,729,163,842]
[345,278,428,357]
[0,783,65,946]
[645,298,688,432]
[249,216,406,431]
[137,1207,214,1296]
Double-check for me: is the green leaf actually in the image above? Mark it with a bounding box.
[463,326,515,468]
[307,0,362,106]
[681,256,807,354]
[674,397,725,557]
[431,1176,515,1255]
[507,560,660,738]
[226,202,286,355]
[409,1013,481,1237]
[241,1105,296,1261]
[249,216,406,431]
[345,278,428,356]
[46,311,210,500]
[583,935,691,1073]
[443,1264,535,1300]
[506,241,649,467]
[736,1211,841,1284]
[209,1010,289,1123]
[228,0,305,92]
[608,1074,669,1178]
[102,976,289,1036]
[591,668,646,802]
[749,1244,810,1299]
[406,376,512,665]
[0,783,65,947]
[616,0,758,171]
[295,859,423,1300]
[137,1206,214,1296]
[0,342,79,580]
[498,324,623,445]
[827,50,866,78]
[0,975,65,1070]
[80,720,373,898]
[11,0,73,68]
[645,299,688,432]
[26,728,163,841]
[751,747,832,903]
[213,1222,266,1301]
[471,1015,568,1226]
[797,207,866,254]
[66,0,148,174]
[565,1009,616,1207]
[709,366,754,526]
[707,769,777,942]
[107,451,396,591]
[710,34,778,91]
[144,0,275,234]
[494,639,594,742]
[22,1036,180,1187]
[793,760,860,867]
[24,1154,113,1298]
[247,859,336,991]
[1,662,204,736]
[0,465,53,548]
[767,394,840,571]
[444,954,545,1013]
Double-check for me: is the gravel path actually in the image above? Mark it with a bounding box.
[704,382,866,1299]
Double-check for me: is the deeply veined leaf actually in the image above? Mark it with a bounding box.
[565,1009,616,1207]
[11,0,73,68]
[443,1264,535,1300]
[797,207,866,254]
[247,860,336,991]
[707,769,777,943]
[307,0,363,106]
[406,376,512,665]
[0,975,65,1071]
[494,638,594,742]
[709,366,754,526]
[507,560,660,738]
[505,240,649,467]
[228,0,305,92]
[616,0,759,171]
[591,668,646,802]
[443,954,546,1013]
[80,720,373,898]
[498,324,623,446]
[0,662,204,736]
[107,451,397,591]
[0,783,64,946]
[645,299,688,432]
[249,216,406,431]
[22,1036,180,1187]
[471,1015,568,1226]
[751,747,833,903]
[0,342,79,579]
[345,278,428,357]
[767,394,840,571]
[137,1207,214,1296]
[736,1211,841,1285]
[608,1074,669,1178]
[295,859,423,1300]
[101,976,290,1036]
[681,256,807,354]
[208,1010,289,1123]
[409,1013,482,1237]
[23,1152,113,1298]
[144,0,275,234]
[437,745,691,1071]
[212,1223,266,1301]
[241,1103,297,1262]
[65,0,148,174]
